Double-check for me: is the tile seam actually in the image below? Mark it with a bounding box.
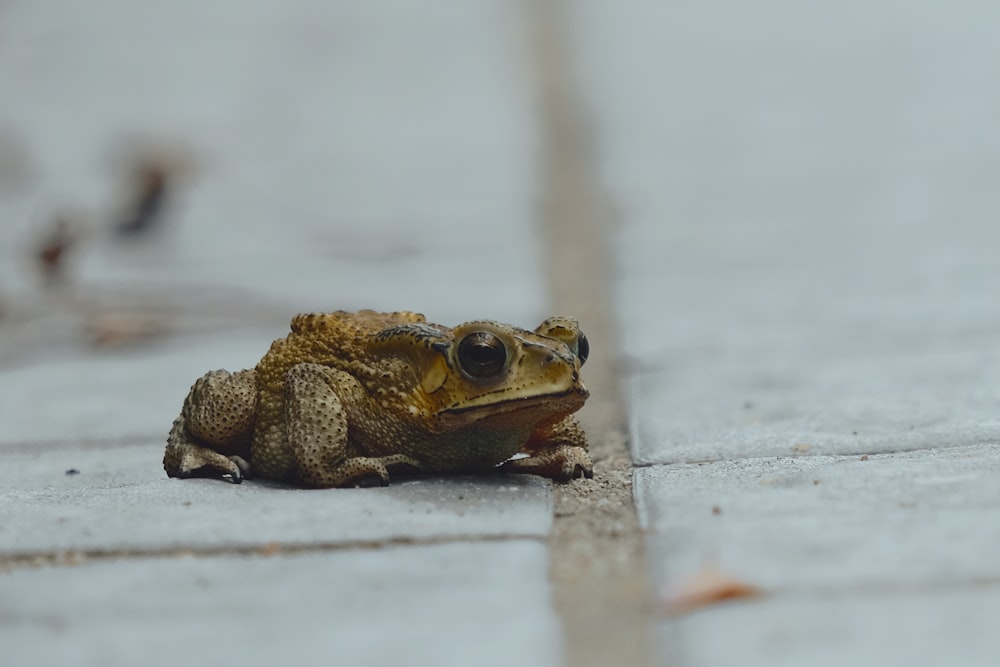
[0,533,548,573]
[520,2,654,666]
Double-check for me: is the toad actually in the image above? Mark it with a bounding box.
[163,310,592,487]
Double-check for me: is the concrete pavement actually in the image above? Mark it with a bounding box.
[570,1,1000,665]
[4,1,1000,666]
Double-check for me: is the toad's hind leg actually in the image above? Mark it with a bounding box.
[164,369,257,483]
[501,416,593,481]
[284,363,421,488]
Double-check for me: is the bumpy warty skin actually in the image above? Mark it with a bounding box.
[163,309,592,488]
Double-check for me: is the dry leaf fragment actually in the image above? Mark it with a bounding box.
[36,215,78,286]
[86,311,165,347]
[660,567,762,617]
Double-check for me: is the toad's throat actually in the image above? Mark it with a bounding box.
[438,387,588,426]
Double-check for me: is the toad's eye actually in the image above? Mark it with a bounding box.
[576,332,590,365]
[457,331,507,378]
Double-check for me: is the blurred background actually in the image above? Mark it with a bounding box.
[3,0,1000,355]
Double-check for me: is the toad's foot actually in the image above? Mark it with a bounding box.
[164,440,251,483]
[501,445,593,481]
[301,454,423,488]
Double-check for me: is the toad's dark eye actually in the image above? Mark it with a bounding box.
[576,333,590,365]
[457,331,507,378]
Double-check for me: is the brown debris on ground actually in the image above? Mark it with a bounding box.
[86,311,167,347]
[35,215,79,287]
[660,566,763,617]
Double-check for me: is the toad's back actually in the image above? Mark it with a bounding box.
[250,310,430,478]
[255,310,428,394]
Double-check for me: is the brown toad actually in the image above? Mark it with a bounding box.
[163,310,592,488]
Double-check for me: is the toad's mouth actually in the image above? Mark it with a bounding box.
[437,386,589,428]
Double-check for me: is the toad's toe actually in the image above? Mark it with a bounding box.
[167,444,247,484]
[352,472,390,488]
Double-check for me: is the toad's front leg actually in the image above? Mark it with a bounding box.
[284,363,421,488]
[501,416,593,481]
